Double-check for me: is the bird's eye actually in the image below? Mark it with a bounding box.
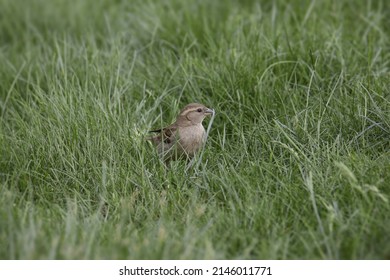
[197,108,202,112]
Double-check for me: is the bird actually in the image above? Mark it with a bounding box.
[147,103,214,162]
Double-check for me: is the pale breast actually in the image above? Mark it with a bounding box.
[177,124,206,157]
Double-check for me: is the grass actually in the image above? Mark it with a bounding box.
[0,0,389,259]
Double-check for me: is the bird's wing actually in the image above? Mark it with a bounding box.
[148,124,178,145]
[160,125,178,144]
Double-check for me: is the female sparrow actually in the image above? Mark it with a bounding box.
[148,103,214,162]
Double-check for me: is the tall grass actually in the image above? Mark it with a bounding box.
[0,0,389,259]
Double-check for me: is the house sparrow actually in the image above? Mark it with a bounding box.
[148,103,214,162]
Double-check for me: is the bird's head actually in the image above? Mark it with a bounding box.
[178,103,214,125]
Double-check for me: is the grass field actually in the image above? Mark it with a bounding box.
[0,0,389,259]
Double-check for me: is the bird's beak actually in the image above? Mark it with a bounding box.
[204,108,214,116]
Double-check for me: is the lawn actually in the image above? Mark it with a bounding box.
[0,0,389,259]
